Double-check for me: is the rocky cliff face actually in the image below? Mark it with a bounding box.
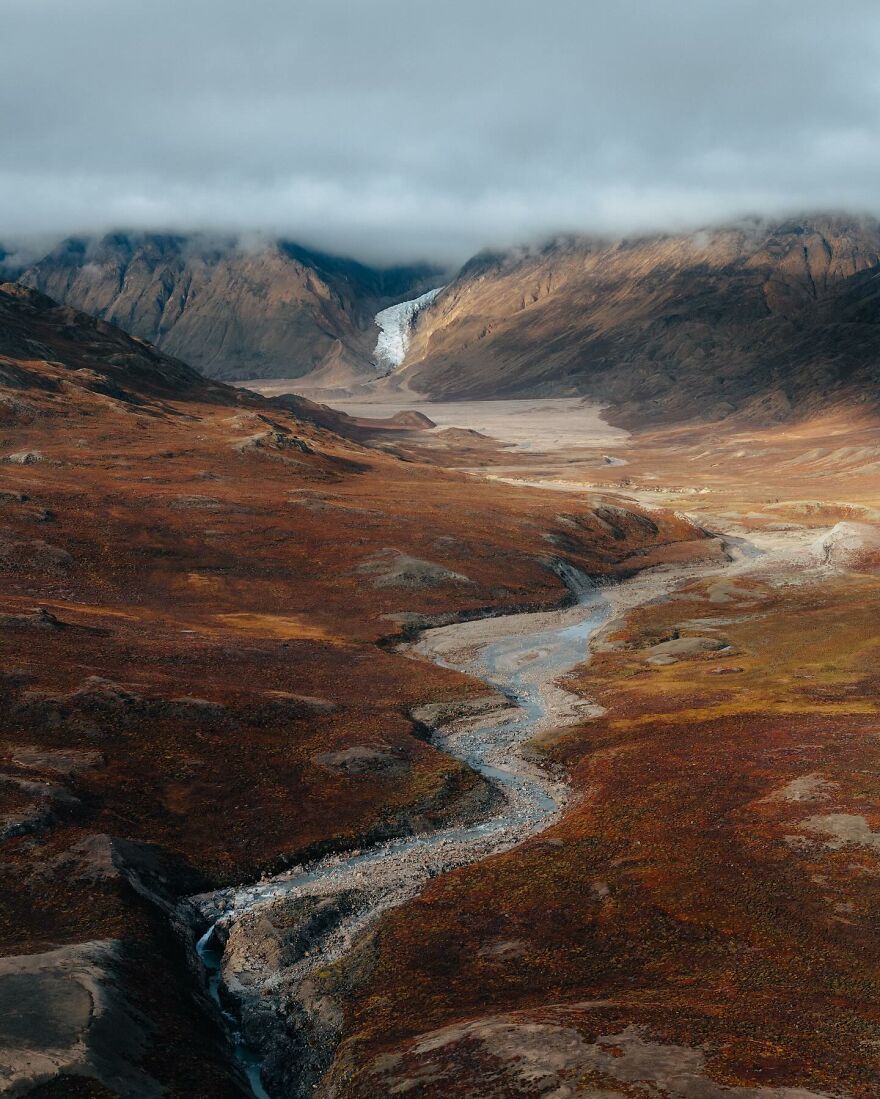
[400,216,880,424]
[17,233,438,385]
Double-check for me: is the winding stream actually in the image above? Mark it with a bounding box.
[189,538,770,1096]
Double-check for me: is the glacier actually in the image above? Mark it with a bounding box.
[373,285,445,372]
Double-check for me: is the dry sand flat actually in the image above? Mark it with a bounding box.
[248,391,630,453]
[305,402,880,565]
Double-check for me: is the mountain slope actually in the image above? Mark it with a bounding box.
[0,280,230,405]
[400,216,880,424]
[16,232,439,385]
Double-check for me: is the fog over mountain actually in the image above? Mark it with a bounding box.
[4,0,880,264]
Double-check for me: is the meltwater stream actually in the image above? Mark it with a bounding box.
[185,497,816,1096]
[189,533,780,1096]
[191,562,615,1096]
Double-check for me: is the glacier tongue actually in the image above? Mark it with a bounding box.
[373,286,444,372]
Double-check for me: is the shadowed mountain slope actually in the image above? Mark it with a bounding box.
[400,215,880,424]
[15,232,439,385]
[0,280,231,405]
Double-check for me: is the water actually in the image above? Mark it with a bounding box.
[196,925,272,1099]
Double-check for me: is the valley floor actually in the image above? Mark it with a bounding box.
[271,395,880,1099]
[2,377,880,1098]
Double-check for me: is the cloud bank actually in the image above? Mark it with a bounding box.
[4,0,880,263]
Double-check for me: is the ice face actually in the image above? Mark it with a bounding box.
[373,286,445,371]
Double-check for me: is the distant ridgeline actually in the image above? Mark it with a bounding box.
[8,232,441,387]
[6,216,880,424]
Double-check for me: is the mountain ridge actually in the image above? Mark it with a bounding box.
[0,279,226,404]
[398,214,880,424]
[12,231,442,386]
[8,215,880,426]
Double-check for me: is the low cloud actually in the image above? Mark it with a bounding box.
[4,0,880,264]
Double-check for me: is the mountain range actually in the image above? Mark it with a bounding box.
[7,233,438,387]
[400,215,880,423]
[6,214,880,424]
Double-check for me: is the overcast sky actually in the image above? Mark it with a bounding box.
[4,0,880,264]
